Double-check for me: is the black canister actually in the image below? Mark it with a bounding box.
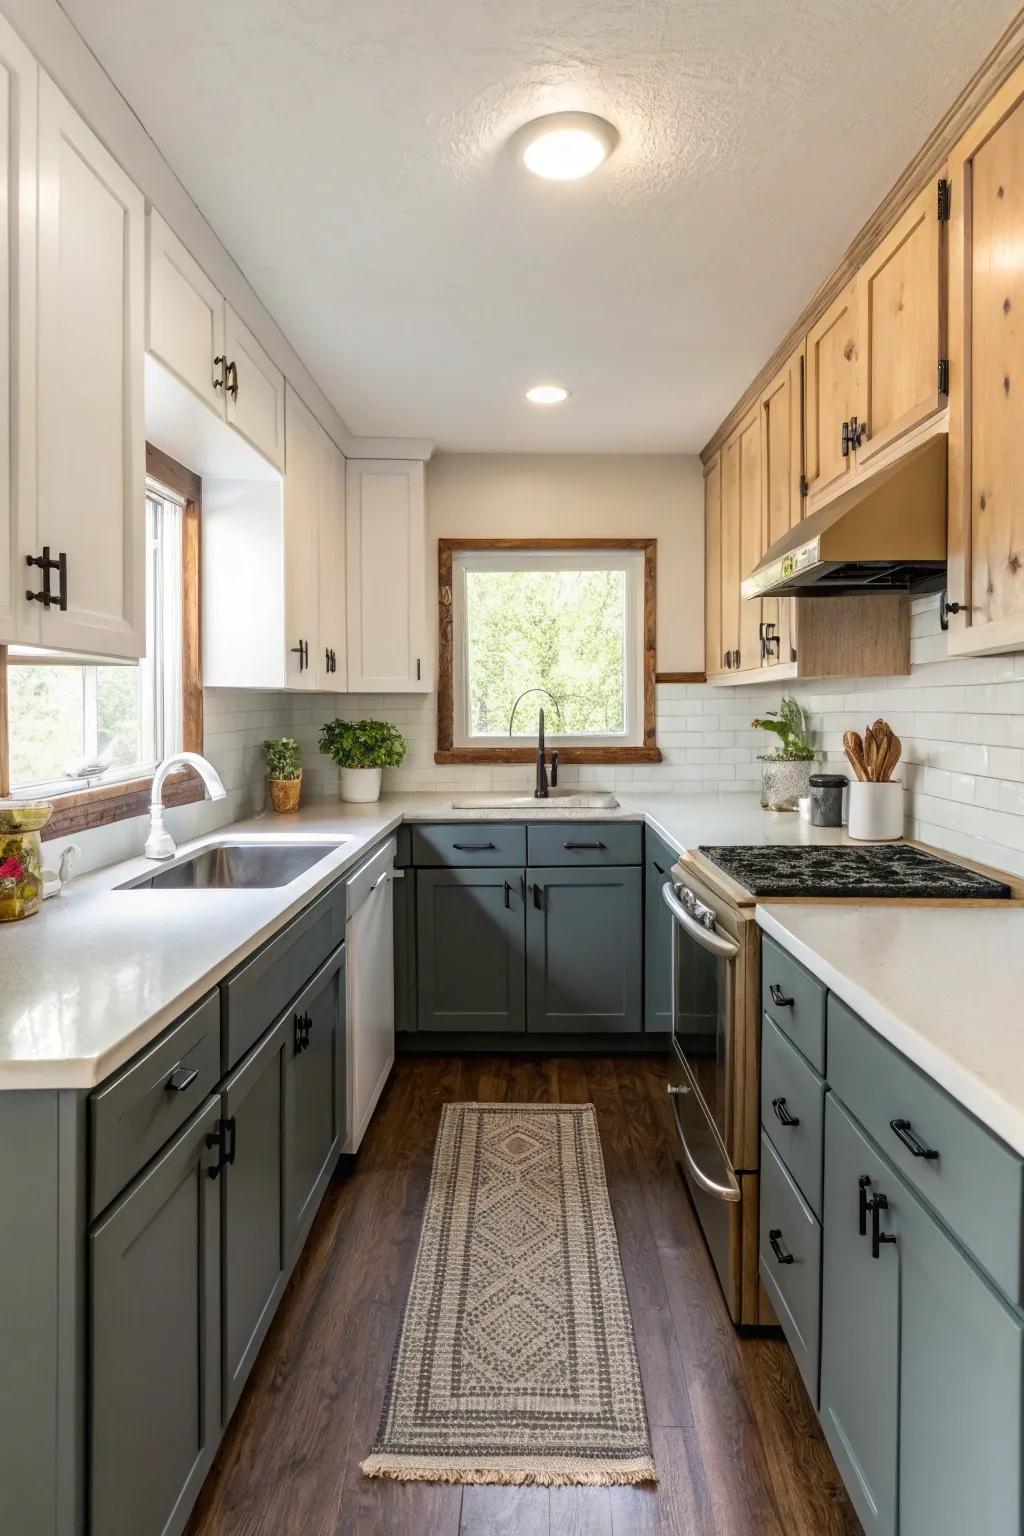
[809,772,848,828]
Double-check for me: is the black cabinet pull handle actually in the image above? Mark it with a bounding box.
[563,841,606,851]
[452,842,496,851]
[771,1096,800,1127]
[768,983,794,1009]
[226,359,238,399]
[653,860,665,875]
[868,1192,897,1259]
[213,354,227,391]
[890,1118,938,1160]
[416,657,421,681]
[166,1064,198,1093]
[768,1228,794,1265]
[504,880,512,910]
[858,1174,872,1236]
[205,1116,236,1178]
[532,882,543,910]
[291,640,308,671]
[841,418,851,457]
[294,1010,313,1054]
[25,546,67,610]
[205,1129,223,1179]
[223,1116,237,1166]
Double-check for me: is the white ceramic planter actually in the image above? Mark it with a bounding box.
[848,780,904,841]
[339,766,383,803]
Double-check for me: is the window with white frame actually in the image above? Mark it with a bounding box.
[452,547,646,747]
[6,485,185,795]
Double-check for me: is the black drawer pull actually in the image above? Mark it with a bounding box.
[867,1191,897,1259]
[563,841,607,851]
[653,860,665,875]
[531,882,543,910]
[166,1064,199,1093]
[205,1117,236,1179]
[768,1228,794,1265]
[890,1118,938,1160]
[858,1174,872,1235]
[504,880,512,910]
[771,1096,800,1127]
[768,983,794,1009]
[452,842,497,851]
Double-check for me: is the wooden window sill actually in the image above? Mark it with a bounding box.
[40,768,205,841]
[434,747,663,766]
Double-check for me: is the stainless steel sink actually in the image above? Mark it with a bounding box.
[449,789,619,810]
[120,841,343,890]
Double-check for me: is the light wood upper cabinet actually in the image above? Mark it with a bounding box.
[855,179,945,471]
[345,460,429,692]
[714,406,763,677]
[737,407,764,674]
[760,345,804,668]
[719,429,741,671]
[804,279,859,506]
[35,75,146,659]
[947,59,1024,656]
[147,210,285,471]
[703,452,722,677]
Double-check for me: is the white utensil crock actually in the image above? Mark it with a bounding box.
[847,780,904,841]
[340,766,382,803]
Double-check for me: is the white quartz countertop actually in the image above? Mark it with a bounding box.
[757,903,1024,1156]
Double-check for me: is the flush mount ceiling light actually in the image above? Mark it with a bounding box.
[518,112,618,181]
[526,384,570,405]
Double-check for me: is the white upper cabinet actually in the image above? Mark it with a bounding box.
[146,209,285,471]
[315,426,346,692]
[0,17,36,646]
[281,386,323,692]
[34,75,146,658]
[345,460,429,692]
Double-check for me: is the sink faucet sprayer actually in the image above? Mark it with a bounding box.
[145,752,227,861]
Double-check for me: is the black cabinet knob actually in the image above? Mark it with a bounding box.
[166,1064,198,1093]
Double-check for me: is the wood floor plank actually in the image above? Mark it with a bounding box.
[461,1484,550,1535]
[607,1427,711,1535]
[549,1485,613,1536]
[630,1306,693,1429]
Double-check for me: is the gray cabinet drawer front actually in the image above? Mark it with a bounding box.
[411,823,526,866]
[828,994,1024,1302]
[759,1130,822,1404]
[761,935,827,1072]
[222,881,344,1069]
[761,1013,826,1217]
[90,990,221,1216]
[526,821,642,866]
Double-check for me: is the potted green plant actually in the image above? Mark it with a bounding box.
[262,737,303,814]
[318,718,407,803]
[751,697,816,811]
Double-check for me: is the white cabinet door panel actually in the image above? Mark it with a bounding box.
[283,386,322,691]
[225,304,285,471]
[36,75,145,658]
[146,209,225,414]
[345,460,428,692]
[316,434,345,690]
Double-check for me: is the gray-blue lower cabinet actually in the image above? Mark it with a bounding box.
[90,1096,222,1536]
[287,946,347,1253]
[416,866,526,1032]
[643,831,675,1032]
[526,866,643,1033]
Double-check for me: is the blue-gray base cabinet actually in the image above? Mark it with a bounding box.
[760,948,1024,1536]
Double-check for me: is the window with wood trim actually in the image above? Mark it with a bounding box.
[0,445,204,837]
[436,539,661,765]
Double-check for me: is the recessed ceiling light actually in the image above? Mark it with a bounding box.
[526,384,570,405]
[518,112,618,181]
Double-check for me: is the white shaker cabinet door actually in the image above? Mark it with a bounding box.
[36,75,146,658]
[283,386,324,691]
[345,459,429,692]
[0,18,37,645]
[316,432,346,691]
[146,208,226,414]
[224,304,285,471]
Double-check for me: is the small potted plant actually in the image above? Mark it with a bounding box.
[318,718,407,803]
[751,697,816,811]
[262,737,303,814]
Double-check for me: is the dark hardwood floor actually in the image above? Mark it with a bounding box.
[187,1055,861,1536]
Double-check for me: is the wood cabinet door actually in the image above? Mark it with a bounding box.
[525,867,643,1034]
[286,948,346,1256]
[897,1180,1024,1536]
[417,867,526,1033]
[283,384,324,691]
[703,451,723,675]
[346,459,429,691]
[90,1098,222,1536]
[720,428,741,669]
[315,430,346,690]
[224,303,286,471]
[805,278,859,506]
[760,346,804,668]
[948,61,1024,656]
[855,179,944,471]
[0,18,36,646]
[736,405,763,674]
[221,1018,288,1421]
[819,1096,899,1536]
[36,75,146,658]
[147,208,226,415]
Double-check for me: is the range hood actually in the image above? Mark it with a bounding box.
[742,432,948,599]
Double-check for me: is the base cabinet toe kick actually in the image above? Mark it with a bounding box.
[759,935,1024,1536]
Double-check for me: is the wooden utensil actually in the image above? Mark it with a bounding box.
[864,725,881,781]
[843,730,869,782]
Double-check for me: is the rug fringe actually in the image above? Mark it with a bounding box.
[360,1455,658,1487]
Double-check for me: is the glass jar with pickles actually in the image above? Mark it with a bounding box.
[0,801,53,921]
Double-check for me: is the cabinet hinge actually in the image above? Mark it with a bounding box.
[799,474,809,498]
[938,357,949,396]
[937,178,951,221]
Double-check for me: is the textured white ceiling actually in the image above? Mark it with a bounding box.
[62,0,1018,451]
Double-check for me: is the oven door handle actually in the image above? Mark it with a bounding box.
[666,1083,742,1202]
[661,881,740,959]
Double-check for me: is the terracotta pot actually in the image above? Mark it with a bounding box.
[269,774,302,814]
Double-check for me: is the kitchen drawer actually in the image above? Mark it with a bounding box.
[761,1013,826,1217]
[828,994,1024,1303]
[90,990,221,1216]
[761,935,827,1072]
[222,880,345,1069]
[411,823,526,867]
[526,822,642,867]
[759,1129,822,1405]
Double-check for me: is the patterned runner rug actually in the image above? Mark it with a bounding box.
[362,1102,656,1486]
